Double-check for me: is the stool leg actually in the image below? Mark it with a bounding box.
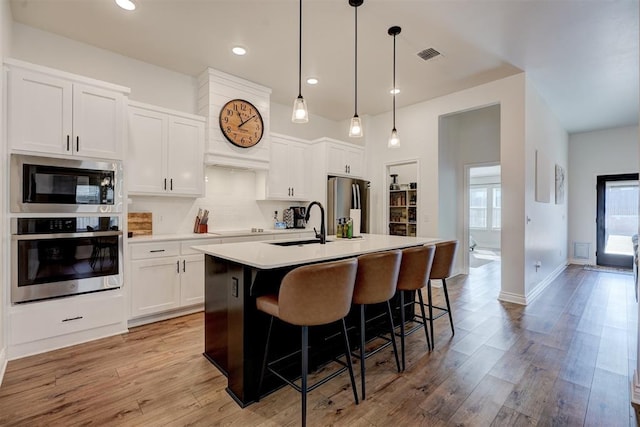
[257,316,274,402]
[301,325,308,427]
[399,290,406,372]
[416,290,432,351]
[442,278,455,336]
[359,304,366,400]
[340,318,359,405]
[427,280,435,350]
[386,301,401,372]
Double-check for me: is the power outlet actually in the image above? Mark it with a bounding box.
[232,277,239,298]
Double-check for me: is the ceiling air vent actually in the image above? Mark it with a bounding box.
[417,47,441,61]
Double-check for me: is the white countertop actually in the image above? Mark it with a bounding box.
[192,234,443,269]
[128,228,310,243]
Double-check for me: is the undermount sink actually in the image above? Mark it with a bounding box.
[269,239,331,247]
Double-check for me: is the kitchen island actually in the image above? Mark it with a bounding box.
[193,234,441,407]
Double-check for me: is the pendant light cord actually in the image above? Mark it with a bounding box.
[354,5,358,116]
[298,0,303,97]
[392,32,396,128]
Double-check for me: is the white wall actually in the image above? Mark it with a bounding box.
[366,73,527,300]
[523,79,568,298]
[130,166,306,234]
[12,23,197,113]
[0,0,13,382]
[270,102,342,141]
[439,105,501,271]
[568,125,638,264]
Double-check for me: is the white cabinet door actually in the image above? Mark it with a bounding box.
[72,84,124,160]
[180,254,204,306]
[289,141,309,199]
[167,116,204,196]
[9,68,73,155]
[267,138,291,199]
[128,107,167,194]
[130,257,181,318]
[345,146,364,178]
[326,144,347,176]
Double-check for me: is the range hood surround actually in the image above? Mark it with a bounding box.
[198,68,272,170]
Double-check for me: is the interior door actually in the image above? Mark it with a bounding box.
[596,173,639,268]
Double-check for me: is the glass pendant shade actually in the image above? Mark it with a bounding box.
[388,128,400,147]
[292,95,309,123]
[349,115,363,138]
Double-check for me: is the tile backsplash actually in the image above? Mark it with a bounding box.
[128,166,306,235]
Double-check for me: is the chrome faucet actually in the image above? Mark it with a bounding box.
[305,201,326,244]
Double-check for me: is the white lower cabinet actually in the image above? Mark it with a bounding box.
[130,256,182,317]
[128,239,215,321]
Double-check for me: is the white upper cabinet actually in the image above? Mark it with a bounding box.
[127,101,205,197]
[315,138,365,178]
[257,133,310,201]
[7,60,128,160]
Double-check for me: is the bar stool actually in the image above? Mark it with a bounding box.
[426,240,459,348]
[256,258,359,427]
[396,245,436,371]
[352,250,402,400]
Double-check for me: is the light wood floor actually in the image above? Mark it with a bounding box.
[1,262,639,426]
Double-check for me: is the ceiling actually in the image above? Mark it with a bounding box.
[9,0,639,134]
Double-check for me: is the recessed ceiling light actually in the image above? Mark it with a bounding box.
[390,88,400,95]
[306,77,319,85]
[232,46,247,56]
[115,0,136,11]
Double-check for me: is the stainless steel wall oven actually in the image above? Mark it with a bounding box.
[11,216,123,303]
[10,154,123,213]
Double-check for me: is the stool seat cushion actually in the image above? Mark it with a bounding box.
[353,250,402,305]
[278,258,358,326]
[397,245,435,291]
[256,294,279,318]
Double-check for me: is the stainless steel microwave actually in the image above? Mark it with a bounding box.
[10,154,123,213]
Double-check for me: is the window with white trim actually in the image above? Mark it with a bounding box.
[470,184,501,230]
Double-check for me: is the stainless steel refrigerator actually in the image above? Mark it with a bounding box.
[327,176,370,235]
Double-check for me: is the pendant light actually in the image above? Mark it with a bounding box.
[388,26,401,148]
[291,0,309,123]
[348,0,364,137]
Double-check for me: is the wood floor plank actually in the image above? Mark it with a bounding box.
[448,374,514,426]
[1,264,637,426]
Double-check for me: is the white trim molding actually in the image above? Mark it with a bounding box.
[498,261,567,305]
[0,346,7,387]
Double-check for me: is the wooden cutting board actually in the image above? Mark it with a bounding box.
[128,212,153,236]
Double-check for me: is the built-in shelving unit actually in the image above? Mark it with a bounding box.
[389,187,417,236]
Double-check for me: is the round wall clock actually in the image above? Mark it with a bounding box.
[218,99,264,148]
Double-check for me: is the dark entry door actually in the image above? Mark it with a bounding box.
[596,173,639,268]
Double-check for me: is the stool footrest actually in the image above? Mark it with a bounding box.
[425,305,449,321]
[351,335,393,360]
[267,361,349,394]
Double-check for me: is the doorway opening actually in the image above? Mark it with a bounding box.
[385,160,419,237]
[465,164,501,273]
[596,173,639,269]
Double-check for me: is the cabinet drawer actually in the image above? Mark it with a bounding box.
[181,239,220,255]
[10,292,124,345]
[130,241,180,260]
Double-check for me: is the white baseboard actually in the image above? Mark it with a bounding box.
[524,262,568,305]
[498,291,527,305]
[0,346,7,387]
[498,261,568,306]
[127,305,203,328]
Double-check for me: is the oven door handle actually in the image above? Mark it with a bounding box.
[11,230,123,241]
